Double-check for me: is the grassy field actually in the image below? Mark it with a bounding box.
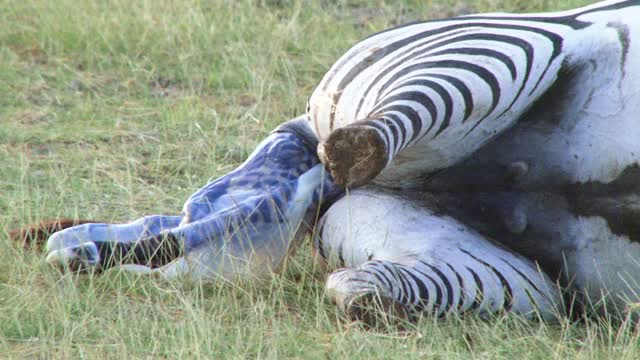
[2,0,640,358]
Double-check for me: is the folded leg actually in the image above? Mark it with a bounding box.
[314,188,563,323]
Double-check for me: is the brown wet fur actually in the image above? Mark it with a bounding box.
[9,219,98,248]
[318,123,388,188]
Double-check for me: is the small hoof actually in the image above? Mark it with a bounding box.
[325,269,410,327]
[345,292,411,327]
[318,124,388,188]
[46,242,100,273]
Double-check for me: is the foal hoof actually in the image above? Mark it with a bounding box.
[46,242,100,272]
[318,124,388,188]
[46,232,100,272]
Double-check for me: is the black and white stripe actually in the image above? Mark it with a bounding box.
[326,253,559,319]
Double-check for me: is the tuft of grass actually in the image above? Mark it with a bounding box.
[3,0,639,358]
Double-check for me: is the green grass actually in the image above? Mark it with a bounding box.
[2,0,639,358]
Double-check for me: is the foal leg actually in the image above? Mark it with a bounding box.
[46,215,182,271]
[314,188,563,323]
[44,116,342,280]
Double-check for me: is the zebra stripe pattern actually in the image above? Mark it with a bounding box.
[308,0,639,177]
[325,255,561,320]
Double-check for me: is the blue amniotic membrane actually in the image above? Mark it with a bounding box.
[46,120,343,278]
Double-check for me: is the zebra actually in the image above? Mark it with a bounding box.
[311,0,640,319]
[38,0,640,323]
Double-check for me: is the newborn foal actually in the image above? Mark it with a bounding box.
[46,117,342,282]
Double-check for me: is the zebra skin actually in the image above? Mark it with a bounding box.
[41,0,640,323]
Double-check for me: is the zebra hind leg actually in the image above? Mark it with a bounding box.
[325,257,563,326]
[94,232,182,269]
[316,187,564,326]
[118,257,192,280]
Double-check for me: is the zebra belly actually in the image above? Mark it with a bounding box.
[436,191,640,316]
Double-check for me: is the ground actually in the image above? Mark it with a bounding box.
[2,0,640,358]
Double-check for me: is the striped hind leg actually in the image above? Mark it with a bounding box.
[314,188,563,323]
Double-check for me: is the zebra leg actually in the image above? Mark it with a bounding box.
[315,188,563,323]
[45,215,183,271]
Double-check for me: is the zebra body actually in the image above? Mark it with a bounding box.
[311,0,640,319]
[43,0,640,322]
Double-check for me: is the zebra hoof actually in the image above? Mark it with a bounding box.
[345,292,411,327]
[318,124,387,188]
[45,242,100,272]
[325,268,410,327]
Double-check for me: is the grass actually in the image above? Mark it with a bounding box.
[2,0,639,358]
